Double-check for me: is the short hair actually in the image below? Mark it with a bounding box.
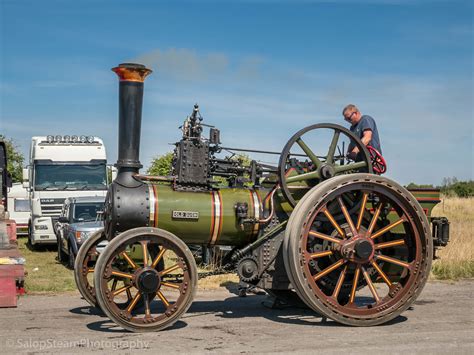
[342,104,359,116]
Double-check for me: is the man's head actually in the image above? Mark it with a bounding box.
[342,104,362,125]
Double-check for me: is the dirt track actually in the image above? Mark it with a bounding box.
[1,280,473,354]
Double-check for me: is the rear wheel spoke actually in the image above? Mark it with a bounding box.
[367,203,383,235]
[356,192,368,231]
[370,260,392,287]
[322,208,346,238]
[332,265,348,299]
[151,247,167,269]
[157,291,170,308]
[349,266,361,304]
[141,240,149,267]
[376,254,410,269]
[126,291,142,313]
[309,230,342,245]
[159,264,180,277]
[338,196,357,236]
[374,239,405,250]
[362,267,380,303]
[121,251,138,269]
[309,250,333,259]
[370,218,405,239]
[313,259,345,281]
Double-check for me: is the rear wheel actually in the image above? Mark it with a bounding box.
[284,173,432,326]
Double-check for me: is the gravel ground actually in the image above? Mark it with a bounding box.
[1,280,473,354]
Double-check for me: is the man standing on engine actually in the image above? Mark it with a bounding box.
[342,104,382,161]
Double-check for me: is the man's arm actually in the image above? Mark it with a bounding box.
[350,129,373,154]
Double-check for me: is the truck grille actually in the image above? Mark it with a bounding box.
[40,198,65,217]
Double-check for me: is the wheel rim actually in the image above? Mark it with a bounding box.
[278,123,373,207]
[287,176,432,324]
[74,229,106,307]
[94,228,197,332]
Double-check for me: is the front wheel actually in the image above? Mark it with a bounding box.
[94,227,198,332]
[284,173,433,326]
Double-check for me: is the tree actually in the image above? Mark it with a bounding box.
[0,135,25,183]
[147,152,174,176]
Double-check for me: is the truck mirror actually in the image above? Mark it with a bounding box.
[22,168,29,189]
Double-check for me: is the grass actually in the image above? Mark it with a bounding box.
[17,195,472,293]
[17,237,76,293]
[431,196,474,280]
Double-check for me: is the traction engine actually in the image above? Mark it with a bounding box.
[74,63,448,332]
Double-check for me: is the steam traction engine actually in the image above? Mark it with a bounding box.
[74,63,449,332]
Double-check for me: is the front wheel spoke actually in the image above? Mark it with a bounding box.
[126,291,142,313]
[337,197,357,236]
[111,270,134,279]
[121,251,138,269]
[374,239,405,250]
[159,263,181,277]
[87,268,94,274]
[370,218,405,239]
[309,250,333,259]
[322,208,346,238]
[362,267,380,303]
[286,170,321,184]
[296,137,322,168]
[143,293,151,317]
[334,161,367,173]
[313,259,345,281]
[113,284,132,297]
[349,266,361,304]
[161,282,181,290]
[326,131,340,164]
[157,290,170,308]
[376,254,410,269]
[356,192,368,231]
[111,278,118,291]
[151,247,167,269]
[141,241,149,267]
[370,260,392,287]
[309,230,342,245]
[332,265,348,299]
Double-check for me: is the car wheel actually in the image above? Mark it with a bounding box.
[68,244,76,270]
[57,235,68,263]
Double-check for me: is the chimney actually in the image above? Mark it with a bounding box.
[111,63,152,187]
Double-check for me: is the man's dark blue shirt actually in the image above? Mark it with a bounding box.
[348,115,382,154]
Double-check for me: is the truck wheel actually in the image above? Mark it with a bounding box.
[27,224,37,250]
[283,173,433,326]
[94,227,198,332]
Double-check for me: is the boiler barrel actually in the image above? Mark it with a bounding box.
[146,183,266,246]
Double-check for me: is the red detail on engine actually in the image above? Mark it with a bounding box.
[367,146,387,174]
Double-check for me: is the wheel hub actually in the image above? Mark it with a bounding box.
[135,268,161,293]
[319,164,335,179]
[340,237,375,263]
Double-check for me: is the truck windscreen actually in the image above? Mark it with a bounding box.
[34,164,107,190]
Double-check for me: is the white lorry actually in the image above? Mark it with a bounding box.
[23,135,110,246]
[7,183,30,236]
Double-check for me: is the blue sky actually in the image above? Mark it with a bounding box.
[0,0,472,185]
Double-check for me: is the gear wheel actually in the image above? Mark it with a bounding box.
[236,255,259,283]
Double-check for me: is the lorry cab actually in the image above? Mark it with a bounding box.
[23,135,109,246]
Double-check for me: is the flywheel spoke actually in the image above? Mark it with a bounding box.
[334,161,367,173]
[296,137,322,168]
[326,131,340,164]
[286,170,321,183]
